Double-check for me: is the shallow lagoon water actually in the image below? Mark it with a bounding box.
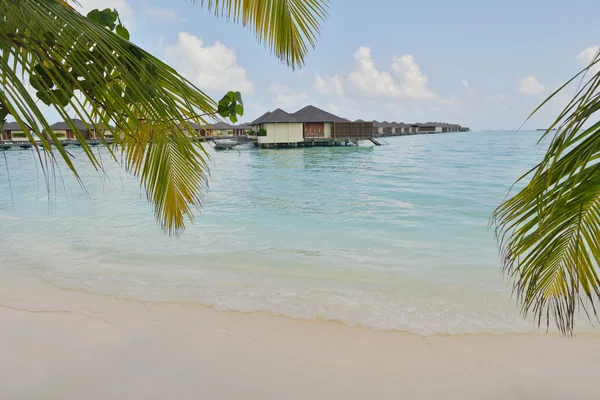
[1,131,580,334]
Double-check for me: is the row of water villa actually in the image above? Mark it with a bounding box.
[247,105,469,148]
[1,106,468,150]
[0,120,115,150]
[0,119,251,150]
[370,121,469,136]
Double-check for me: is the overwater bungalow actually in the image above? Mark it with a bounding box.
[250,105,375,148]
[368,121,466,136]
[394,122,409,135]
[381,122,394,136]
[371,121,382,136]
[89,123,116,141]
[232,124,250,136]
[418,123,444,134]
[203,122,233,136]
[48,119,90,141]
[2,121,31,142]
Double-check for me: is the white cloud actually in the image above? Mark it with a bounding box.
[144,7,184,23]
[346,47,435,100]
[518,76,545,95]
[461,79,475,98]
[268,84,309,110]
[348,47,399,97]
[314,74,344,95]
[576,45,600,75]
[76,0,133,22]
[164,32,253,94]
[391,54,436,100]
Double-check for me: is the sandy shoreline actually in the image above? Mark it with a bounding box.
[1,278,600,399]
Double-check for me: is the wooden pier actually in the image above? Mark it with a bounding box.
[254,139,362,149]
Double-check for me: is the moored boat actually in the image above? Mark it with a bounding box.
[214,139,238,150]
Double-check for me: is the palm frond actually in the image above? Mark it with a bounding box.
[196,0,329,68]
[2,0,216,234]
[493,50,600,335]
[1,0,326,234]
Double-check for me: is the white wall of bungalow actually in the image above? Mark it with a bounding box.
[250,106,346,145]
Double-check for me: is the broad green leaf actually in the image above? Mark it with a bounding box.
[116,24,130,41]
[87,9,116,29]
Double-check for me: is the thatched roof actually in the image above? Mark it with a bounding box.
[250,111,272,125]
[211,122,234,130]
[49,119,89,130]
[292,105,348,123]
[260,108,299,123]
[2,122,24,130]
[251,105,352,124]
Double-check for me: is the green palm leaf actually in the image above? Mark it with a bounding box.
[493,51,600,335]
[0,0,327,235]
[196,0,329,68]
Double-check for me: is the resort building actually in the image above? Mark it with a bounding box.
[371,121,383,136]
[205,122,234,136]
[381,121,394,135]
[250,105,374,148]
[180,121,247,137]
[232,124,250,136]
[396,123,410,134]
[2,122,30,142]
[179,122,207,137]
[48,119,90,140]
[89,123,115,140]
[368,121,466,135]
[418,123,444,134]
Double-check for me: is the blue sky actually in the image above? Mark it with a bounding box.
[69,0,600,129]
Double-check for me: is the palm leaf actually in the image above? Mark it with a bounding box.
[196,0,329,68]
[493,50,600,335]
[1,0,327,234]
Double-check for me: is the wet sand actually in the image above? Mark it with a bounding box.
[1,277,599,400]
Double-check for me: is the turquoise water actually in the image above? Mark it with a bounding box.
[0,131,570,334]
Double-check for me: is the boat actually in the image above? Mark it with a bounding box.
[0,143,11,150]
[19,143,32,149]
[214,138,238,150]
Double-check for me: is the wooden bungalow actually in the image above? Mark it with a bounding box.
[232,124,250,136]
[194,122,234,136]
[250,105,373,148]
[381,121,394,135]
[250,111,272,132]
[48,119,90,141]
[2,122,30,142]
[178,122,207,137]
[394,122,409,134]
[89,123,116,140]
[372,121,383,136]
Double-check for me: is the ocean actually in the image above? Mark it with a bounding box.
[0,131,578,335]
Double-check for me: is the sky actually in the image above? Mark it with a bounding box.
[47,0,600,130]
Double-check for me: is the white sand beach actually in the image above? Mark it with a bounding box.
[1,277,599,400]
